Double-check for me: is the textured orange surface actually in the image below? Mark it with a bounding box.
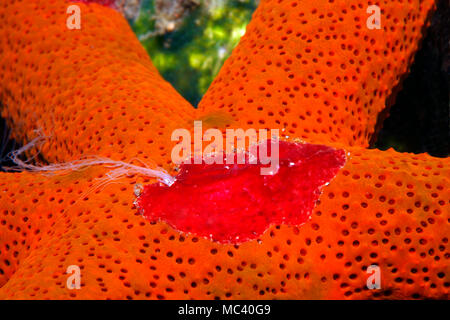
[198,0,435,147]
[0,0,448,299]
[0,149,448,299]
[0,0,194,168]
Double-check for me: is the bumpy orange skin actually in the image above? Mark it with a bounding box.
[0,149,448,299]
[0,0,194,168]
[198,0,436,147]
[0,0,448,299]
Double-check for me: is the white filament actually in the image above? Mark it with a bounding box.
[4,134,176,187]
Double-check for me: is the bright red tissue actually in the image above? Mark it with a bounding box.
[136,140,346,244]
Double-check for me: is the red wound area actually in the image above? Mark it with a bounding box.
[136,141,346,244]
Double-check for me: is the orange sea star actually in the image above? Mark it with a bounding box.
[0,0,448,299]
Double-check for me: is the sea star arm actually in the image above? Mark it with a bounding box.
[198,0,436,147]
[0,0,195,166]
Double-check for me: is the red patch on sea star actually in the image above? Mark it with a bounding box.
[136,140,346,244]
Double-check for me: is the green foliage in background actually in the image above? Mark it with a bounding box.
[132,0,257,106]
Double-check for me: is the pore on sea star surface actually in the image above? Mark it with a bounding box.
[0,0,448,299]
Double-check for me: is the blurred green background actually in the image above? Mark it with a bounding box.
[132,0,257,106]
